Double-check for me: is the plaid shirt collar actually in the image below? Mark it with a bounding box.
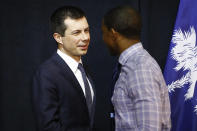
[119,42,143,65]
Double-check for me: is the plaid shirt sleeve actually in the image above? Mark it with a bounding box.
[128,66,165,130]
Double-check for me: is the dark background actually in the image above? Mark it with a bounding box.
[0,0,179,131]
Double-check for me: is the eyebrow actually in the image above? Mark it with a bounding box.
[71,26,90,33]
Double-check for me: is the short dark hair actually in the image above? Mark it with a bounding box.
[50,6,86,36]
[103,6,141,39]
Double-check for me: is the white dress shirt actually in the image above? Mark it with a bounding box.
[57,49,94,100]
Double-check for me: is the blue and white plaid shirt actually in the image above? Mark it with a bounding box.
[112,42,171,131]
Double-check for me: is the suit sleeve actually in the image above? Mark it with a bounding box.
[32,70,65,131]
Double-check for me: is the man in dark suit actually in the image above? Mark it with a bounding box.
[32,6,96,131]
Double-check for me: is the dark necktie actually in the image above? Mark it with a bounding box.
[110,62,121,131]
[111,62,122,97]
[78,63,92,116]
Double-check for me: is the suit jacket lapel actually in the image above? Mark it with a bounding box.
[52,53,95,125]
[51,53,87,104]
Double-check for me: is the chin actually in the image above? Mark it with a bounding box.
[80,51,88,55]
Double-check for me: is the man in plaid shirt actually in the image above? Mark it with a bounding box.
[102,6,171,131]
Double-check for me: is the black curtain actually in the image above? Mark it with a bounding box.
[0,0,179,131]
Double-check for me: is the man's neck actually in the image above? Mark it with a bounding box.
[118,38,140,55]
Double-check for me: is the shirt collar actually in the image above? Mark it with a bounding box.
[119,42,143,65]
[57,49,82,74]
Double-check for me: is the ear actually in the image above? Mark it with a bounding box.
[53,33,63,44]
[111,28,119,40]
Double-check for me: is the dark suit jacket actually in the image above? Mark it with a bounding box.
[32,53,96,131]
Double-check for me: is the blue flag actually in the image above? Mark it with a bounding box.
[164,0,197,131]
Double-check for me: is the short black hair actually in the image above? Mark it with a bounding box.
[50,6,86,36]
[103,6,141,39]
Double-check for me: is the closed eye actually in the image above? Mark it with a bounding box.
[72,30,81,35]
[84,27,89,33]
